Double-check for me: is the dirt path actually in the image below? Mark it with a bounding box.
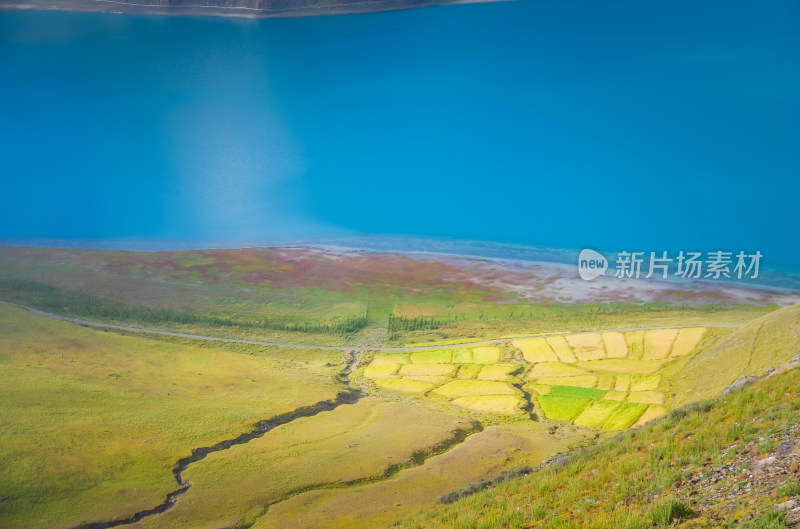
[8,302,743,352]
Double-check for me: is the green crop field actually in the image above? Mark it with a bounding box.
[536,395,592,420]
[550,385,607,398]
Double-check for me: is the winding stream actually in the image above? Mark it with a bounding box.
[71,351,364,529]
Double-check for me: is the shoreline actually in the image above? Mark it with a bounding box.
[0,0,498,19]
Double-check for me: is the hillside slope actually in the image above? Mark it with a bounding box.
[673,304,800,407]
[388,306,800,529]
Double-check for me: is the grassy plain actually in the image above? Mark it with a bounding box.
[132,398,473,529]
[250,423,574,529]
[0,304,343,529]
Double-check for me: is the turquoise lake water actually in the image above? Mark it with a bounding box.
[1,1,799,267]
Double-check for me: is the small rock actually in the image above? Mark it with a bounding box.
[723,376,757,394]
[756,456,777,469]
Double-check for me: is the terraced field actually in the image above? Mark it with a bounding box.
[362,328,708,430]
[523,328,706,429]
[362,346,527,415]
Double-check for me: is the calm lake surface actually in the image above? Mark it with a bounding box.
[1,1,799,268]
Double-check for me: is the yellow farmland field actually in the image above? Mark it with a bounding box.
[601,332,629,358]
[363,363,400,378]
[451,395,523,414]
[456,364,483,379]
[452,349,474,363]
[409,350,453,364]
[374,378,434,394]
[565,333,606,361]
[595,374,616,390]
[630,374,662,391]
[627,391,665,405]
[634,404,668,427]
[614,375,631,391]
[432,380,516,397]
[602,390,628,401]
[546,336,577,363]
[625,331,645,360]
[529,384,552,395]
[575,359,664,374]
[476,363,519,381]
[513,338,558,363]
[370,353,410,365]
[398,364,457,377]
[535,375,597,388]
[642,329,679,360]
[402,375,451,385]
[602,402,649,430]
[527,362,587,378]
[670,327,706,357]
[573,400,621,429]
[471,346,503,364]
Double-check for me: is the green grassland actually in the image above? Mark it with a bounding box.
[388,357,800,529]
[0,304,344,529]
[132,398,474,529]
[250,423,578,529]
